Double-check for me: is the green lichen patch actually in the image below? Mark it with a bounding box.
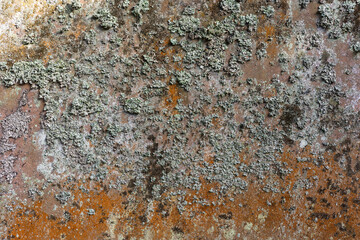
[93,8,118,29]
[124,97,143,114]
[260,6,275,18]
[0,1,359,232]
[132,0,150,23]
[172,70,192,91]
[351,41,360,53]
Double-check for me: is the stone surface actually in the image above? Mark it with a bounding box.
[0,0,360,239]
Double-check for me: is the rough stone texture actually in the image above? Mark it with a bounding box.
[0,0,360,239]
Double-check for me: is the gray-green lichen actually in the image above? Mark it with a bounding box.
[22,32,38,45]
[220,0,240,13]
[84,30,97,45]
[93,8,118,29]
[2,111,30,139]
[299,0,312,8]
[172,70,192,90]
[351,42,360,53]
[318,4,337,29]
[0,91,31,184]
[55,191,71,204]
[260,6,275,18]
[182,6,195,16]
[256,43,267,60]
[124,97,143,114]
[0,156,17,184]
[168,16,200,36]
[0,0,359,221]
[70,0,81,10]
[133,0,149,14]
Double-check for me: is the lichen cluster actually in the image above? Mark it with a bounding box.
[0,0,360,238]
[1,0,360,210]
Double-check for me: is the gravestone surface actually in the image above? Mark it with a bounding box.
[0,0,360,239]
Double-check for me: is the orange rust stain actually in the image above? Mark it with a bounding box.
[263,87,277,98]
[40,39,53,64]
[264,25,276,38]
[278,11,288,21]
[3,5,360,239]
[68,23,87,40]
[7,181,125,239]
[87,139,94,148]
[266,40,279,60]
[165,84,180,113]
[255,22,281,60]
[151,36,184,114]
[257,24,276,40]
[146,146,359,239]
[211,117,220,129]
[4,146,360,239]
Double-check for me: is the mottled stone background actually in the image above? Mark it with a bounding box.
[0,0,360,239]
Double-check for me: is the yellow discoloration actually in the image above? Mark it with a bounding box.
[0,0,59,57]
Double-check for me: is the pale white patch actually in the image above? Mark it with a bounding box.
[300,139,308,148]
